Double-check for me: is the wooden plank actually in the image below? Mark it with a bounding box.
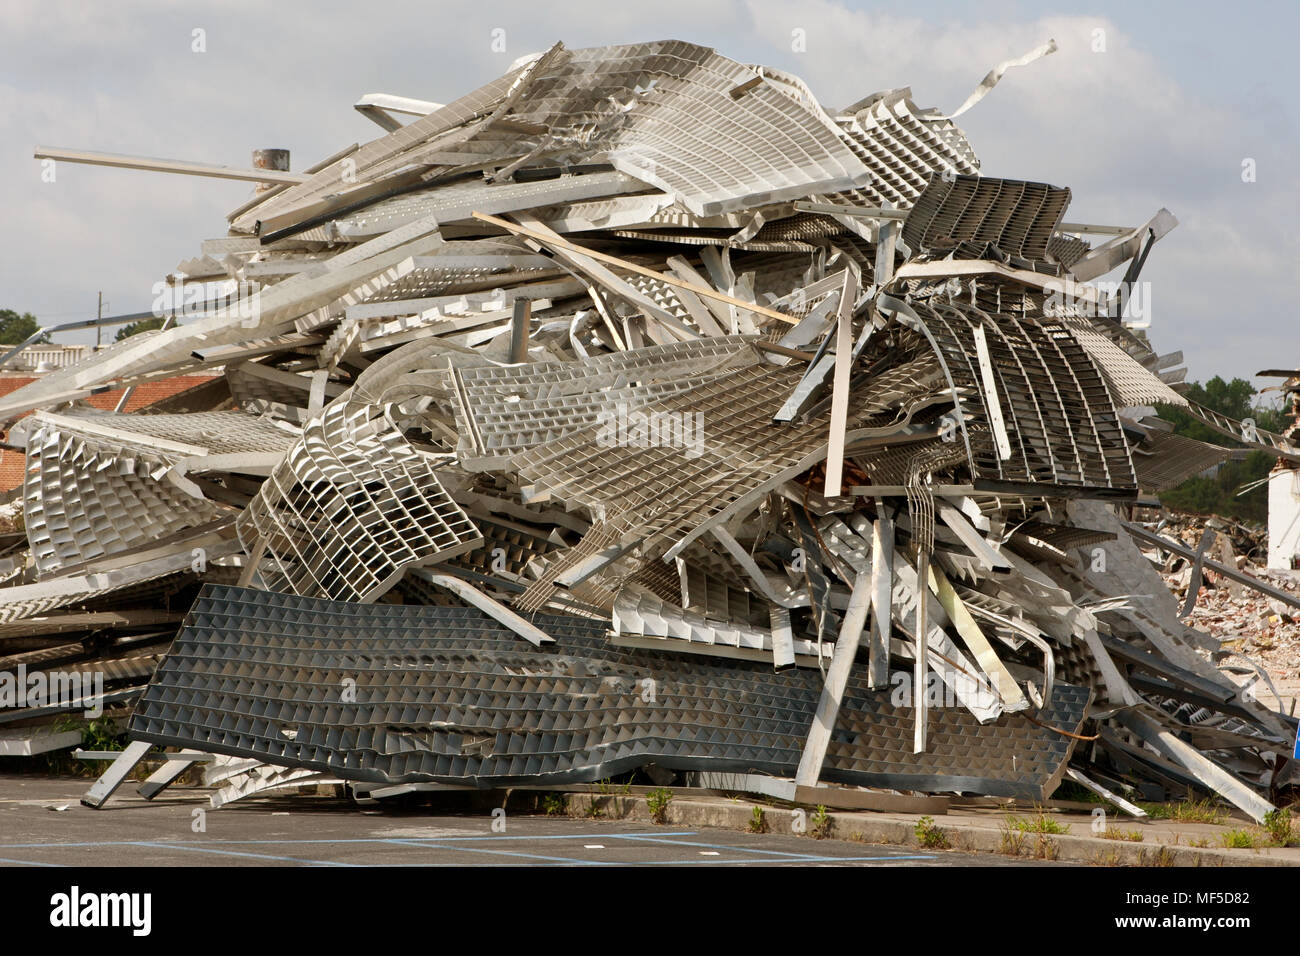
[473,211,797,325]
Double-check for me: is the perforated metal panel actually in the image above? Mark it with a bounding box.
[128,585,1091,797]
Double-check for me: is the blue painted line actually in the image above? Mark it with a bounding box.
[0,831,700,850]
[383,838,613,866]
[388,835,936,866]
[127,841,353,866]
[611,833,808,858]
[384,830,698,843]
[0,841,936,867]
[619,854,939,865]
[0,841,143,849]
[353,861,592,867]
[0,856,64,867]
[0,831,936,866]
[360,855,940,867]
[613,832,937,862]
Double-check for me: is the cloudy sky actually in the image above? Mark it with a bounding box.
[2,0,1296,390]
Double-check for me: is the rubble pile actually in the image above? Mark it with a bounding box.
[5,40,1298,818]
[1151,512,1300,690]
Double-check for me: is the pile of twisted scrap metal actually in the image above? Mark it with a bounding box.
[8,40,1298,818]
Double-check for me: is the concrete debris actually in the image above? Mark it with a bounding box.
[1149,510,1300,705]
[5,40,1296,820]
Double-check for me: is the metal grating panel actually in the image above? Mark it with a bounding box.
[513,356,944,566]
[22,416,235,574]
[128,584,1092,798]
[1131,430,1233,493]
[897,301,1138,495]
[444,337,761,467]
[902,173,1071,262]
[831,89,980,209]
[237,398,481,602]
[1060,316,1188,409]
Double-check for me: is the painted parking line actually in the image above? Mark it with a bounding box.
[381,841,934,866]
[361,855,940,867]
[0,829,939,867]
[6,837,575,867]
[377,830,700,843]
[388,834,938,866]
[0,832,700,850]
[611,832,936,863]
[127,841,354,866]
[383,838,615,866]
[630,854,939,865]
[0,856,64,867]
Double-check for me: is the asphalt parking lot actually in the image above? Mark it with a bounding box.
[0,774,1048,866]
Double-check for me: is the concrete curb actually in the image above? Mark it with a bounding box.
[541,792,1297,867]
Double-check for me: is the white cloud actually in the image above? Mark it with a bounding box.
[1,0,1294,388]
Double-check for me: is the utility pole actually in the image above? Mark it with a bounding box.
[96,291,102,349]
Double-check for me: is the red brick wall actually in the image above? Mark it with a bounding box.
[0,373,220,493]
[0,449,25,494]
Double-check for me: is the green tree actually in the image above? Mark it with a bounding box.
[0,309,49,345]
[1155,377,1286,523]
[115,316,166,341]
